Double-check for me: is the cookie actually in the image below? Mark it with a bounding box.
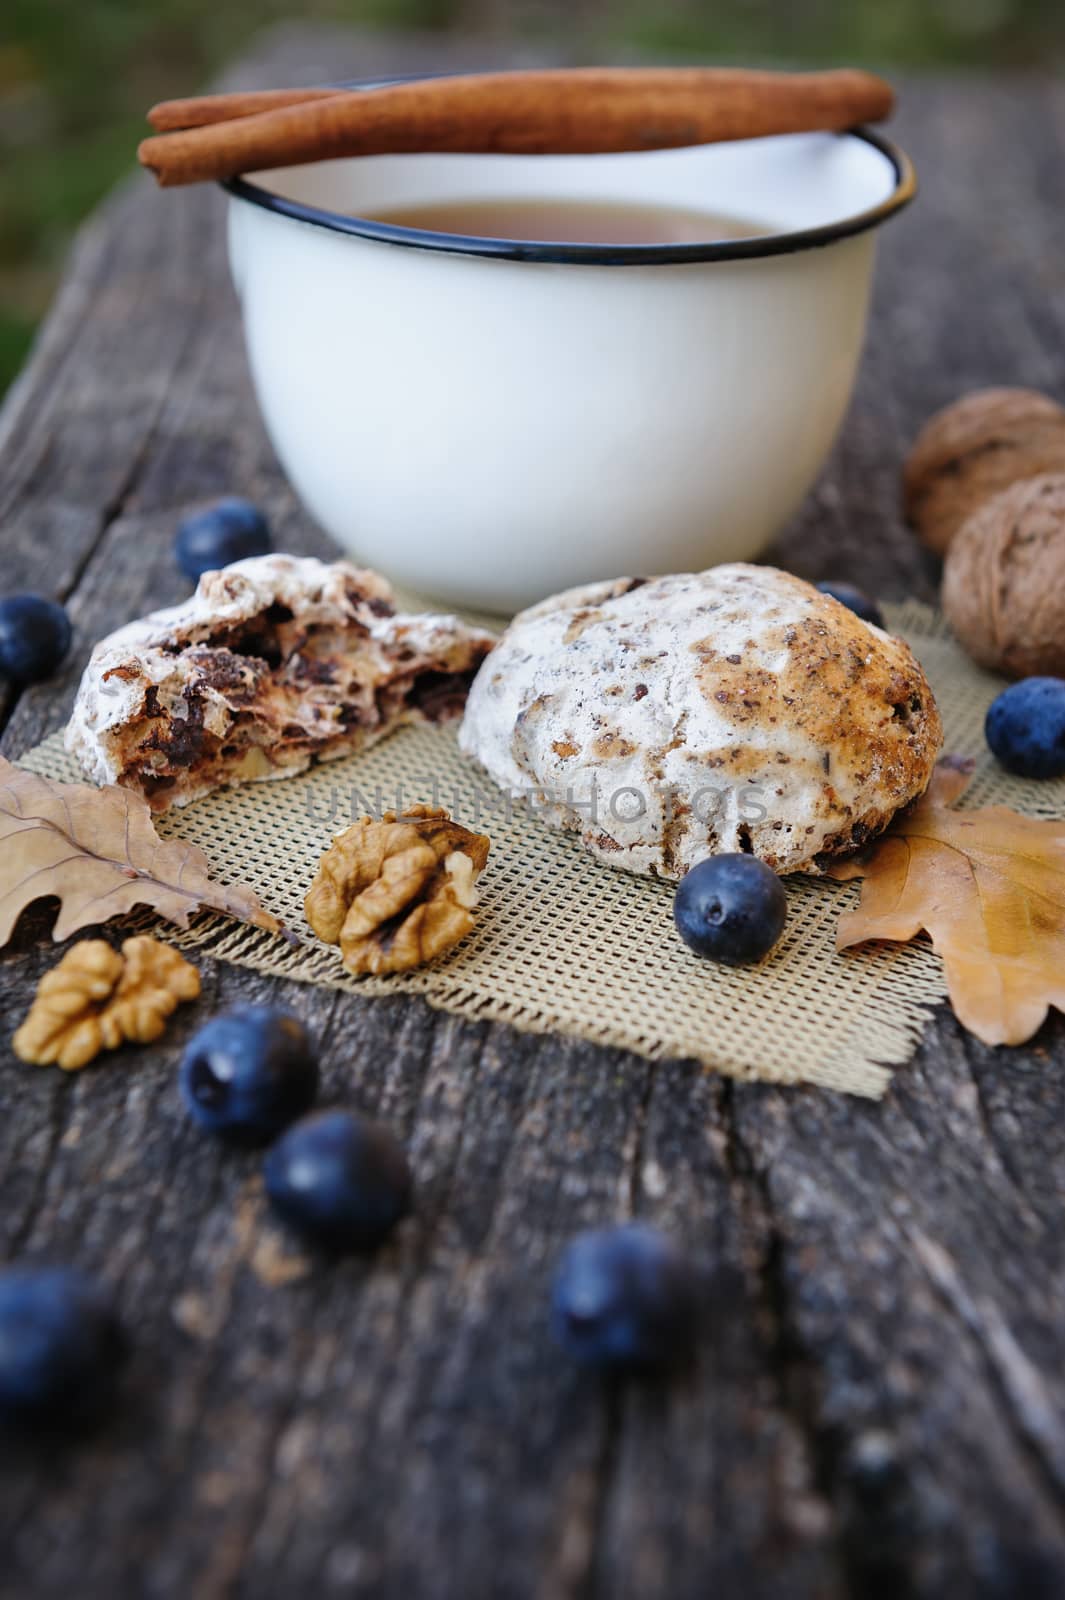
[459,565,941,877]
[67,556,495,809]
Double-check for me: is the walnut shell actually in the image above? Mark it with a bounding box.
[942,473,1065,679]
[903,388,1065,556]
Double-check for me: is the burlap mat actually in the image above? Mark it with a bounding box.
[20,602,1065,1099]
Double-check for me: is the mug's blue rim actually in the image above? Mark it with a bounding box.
[219,78,916,266]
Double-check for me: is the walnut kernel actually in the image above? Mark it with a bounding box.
[13,936,201,1070]
[903,387,1065,555]
[304,805,490,976]
[103,935,202,1048]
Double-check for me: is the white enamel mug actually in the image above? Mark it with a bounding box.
[226,105,914,613]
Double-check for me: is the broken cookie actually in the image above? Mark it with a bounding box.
[66,556,495,809]
[305,805,490,975]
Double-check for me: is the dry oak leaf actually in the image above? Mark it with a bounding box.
[0,757,280,946]
[829,757,1065,1046]
[13,935,201,1070]
[305,804,490,976]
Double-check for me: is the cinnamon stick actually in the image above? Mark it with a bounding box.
[147,86,347,132]
[138,67,894,189]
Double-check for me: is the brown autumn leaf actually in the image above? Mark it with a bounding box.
[0,757,281,946]
[829,756,1065,1046]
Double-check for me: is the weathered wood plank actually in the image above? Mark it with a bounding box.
[1,26,1064,1600]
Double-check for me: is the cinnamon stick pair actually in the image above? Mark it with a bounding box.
[139,67,895,188]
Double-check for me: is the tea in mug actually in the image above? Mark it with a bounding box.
[367,195,771,245]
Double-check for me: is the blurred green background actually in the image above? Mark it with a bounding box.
[3,0,1064,397]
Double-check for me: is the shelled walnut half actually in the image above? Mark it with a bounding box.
[13,936,201,1070]
[305,805,491,976]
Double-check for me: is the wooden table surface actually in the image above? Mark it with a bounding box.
[2,26,1065,1600]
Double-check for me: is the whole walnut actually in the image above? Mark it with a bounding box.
[904,388,1065,555]
[942,474,1065,679]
